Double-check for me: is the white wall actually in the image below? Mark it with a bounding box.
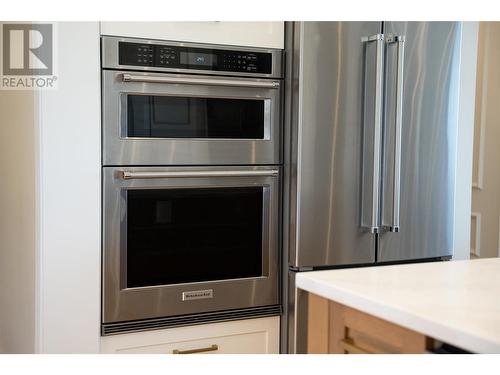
[471,22,500,259]
[0,89,37,353]
[453,22,479,260]
[36,22,101,353]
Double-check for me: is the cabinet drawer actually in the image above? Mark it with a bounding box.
[306,293,431,354]
[330,301,429,354]
[100,316,279,354]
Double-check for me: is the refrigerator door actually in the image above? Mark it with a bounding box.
[379,22,461,262]
[289,22,382,268]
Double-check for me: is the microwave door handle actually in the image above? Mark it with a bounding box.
[120,169,280,180]
[121,73,280,89]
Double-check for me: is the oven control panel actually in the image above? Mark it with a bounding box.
[118,42,273,74]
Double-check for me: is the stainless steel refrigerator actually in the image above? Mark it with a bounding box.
[282,22,462,353]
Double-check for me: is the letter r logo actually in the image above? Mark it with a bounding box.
[2,24,53,75]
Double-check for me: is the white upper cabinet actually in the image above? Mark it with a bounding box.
[100,22,284,49]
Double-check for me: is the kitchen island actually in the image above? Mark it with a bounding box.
[296,258,500,354]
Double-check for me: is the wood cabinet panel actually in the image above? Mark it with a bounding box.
[330,301,429,354]
[306,293,431,354]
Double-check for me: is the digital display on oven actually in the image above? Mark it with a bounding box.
[118,41,272,74]
[180,52,215,66]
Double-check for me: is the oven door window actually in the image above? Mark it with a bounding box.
[125,187,264,288]
[126,95,266,139]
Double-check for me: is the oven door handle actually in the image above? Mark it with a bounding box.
[121,73,280,89]
[120,169,280,180]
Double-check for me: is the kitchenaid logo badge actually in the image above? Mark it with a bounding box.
[182,289,214,301]
[1,23,57,89]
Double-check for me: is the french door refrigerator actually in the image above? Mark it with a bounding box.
[283,22,462,353]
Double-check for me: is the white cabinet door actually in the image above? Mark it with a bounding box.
[100,316,280,354]
[100,22,284,49]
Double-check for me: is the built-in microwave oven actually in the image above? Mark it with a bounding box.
[101,36,283,166]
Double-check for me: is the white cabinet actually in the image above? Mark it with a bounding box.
[0,22,101,353]
[100,316,279,354]
[100,22,284,49]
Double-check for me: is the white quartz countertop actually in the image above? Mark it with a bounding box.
[295,258,500,353]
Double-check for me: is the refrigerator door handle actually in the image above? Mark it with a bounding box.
[387,35,405,233]
[362,33,385,234]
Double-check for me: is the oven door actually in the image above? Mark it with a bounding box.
[102,166,280,324]
[102,70,281,166]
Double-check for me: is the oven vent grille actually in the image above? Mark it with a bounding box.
[101,305,282,335]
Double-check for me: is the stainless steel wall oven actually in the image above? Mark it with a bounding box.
[101,36,283,334]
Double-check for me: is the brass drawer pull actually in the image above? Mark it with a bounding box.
[339,339,372,354]
[172,344,219,354]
